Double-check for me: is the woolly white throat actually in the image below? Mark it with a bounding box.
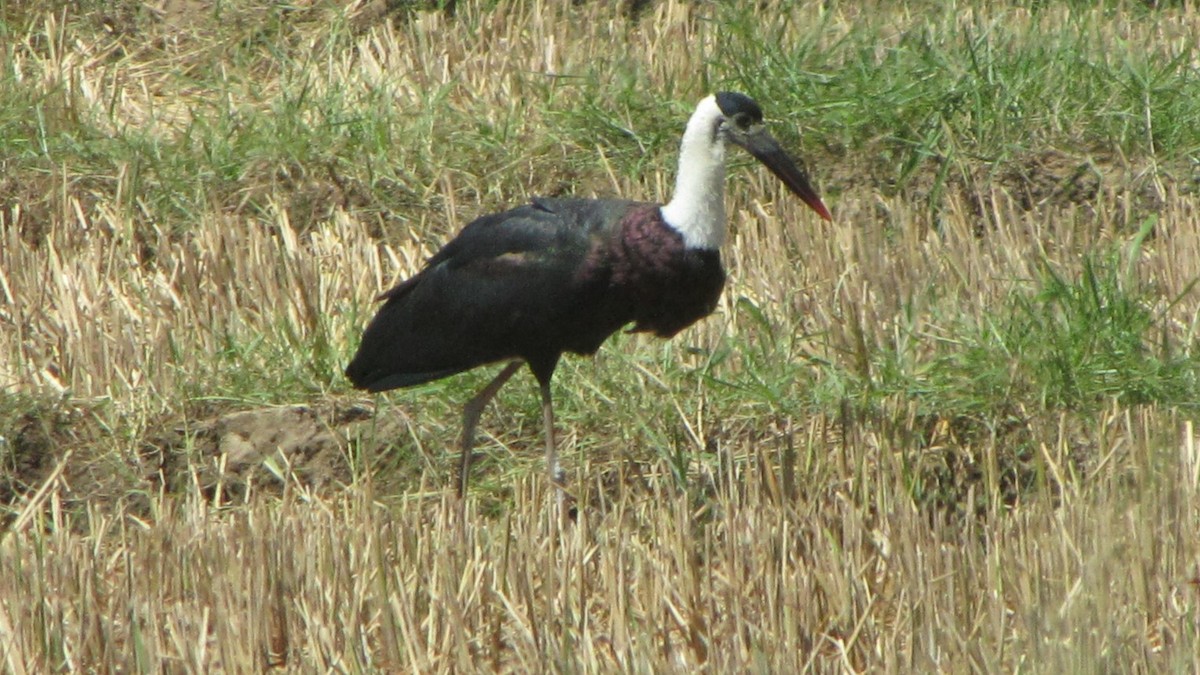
[659,95,728,250]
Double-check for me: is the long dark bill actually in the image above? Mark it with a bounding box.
[736,128,832,222]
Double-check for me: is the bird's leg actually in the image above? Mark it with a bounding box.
[538,378,566,512]
[459,360,523,499]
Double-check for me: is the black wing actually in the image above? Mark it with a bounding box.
[345,198,643,392]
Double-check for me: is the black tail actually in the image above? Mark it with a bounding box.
[344,348,464,393]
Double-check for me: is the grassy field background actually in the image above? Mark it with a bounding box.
[2,0,1199,671]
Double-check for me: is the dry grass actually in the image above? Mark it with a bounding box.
[3,408,1198,671]
[2,0,1199,671]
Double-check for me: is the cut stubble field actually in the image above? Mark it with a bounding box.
[1,0,1199,671]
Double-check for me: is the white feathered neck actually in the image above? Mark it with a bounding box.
[659,95,728,250]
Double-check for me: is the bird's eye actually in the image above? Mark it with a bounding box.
[732,113,752,129]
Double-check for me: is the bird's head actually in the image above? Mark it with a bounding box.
[713,91,832,222]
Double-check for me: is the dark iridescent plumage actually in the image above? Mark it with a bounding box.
[345,198,723,390]
[346,92,831,499]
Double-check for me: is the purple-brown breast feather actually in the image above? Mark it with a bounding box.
[583,204,726,339]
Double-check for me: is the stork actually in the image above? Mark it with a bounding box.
[345,92,832,500]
